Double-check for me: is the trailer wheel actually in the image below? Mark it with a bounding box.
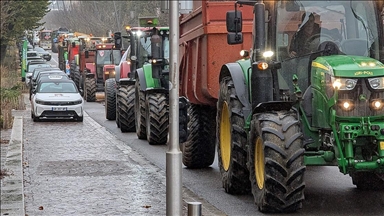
[85,77,96,102]
[351,172,384,190]
[118,84,135,132]
[135,78,146,139]
[105,78,116,120]
[248,111,305,213]
[182,104,216,168]
[217,77,250,194]
[145,93,168,145]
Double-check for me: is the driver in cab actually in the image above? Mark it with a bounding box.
[289,12,321,57]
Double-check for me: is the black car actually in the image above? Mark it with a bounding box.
[34,47,52,61]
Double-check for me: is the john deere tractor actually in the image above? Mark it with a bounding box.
[217,0,384,213]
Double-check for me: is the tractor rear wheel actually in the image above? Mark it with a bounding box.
[182,104,216,168]
[145,93,168,145]
[118,84,135,132]
[85,77,96,102]
[217,77,250,194]
[105,78,116,120]
[115,87,121,128]
[135,78,146,139]
[73,68,81,90]
[351,172,384,190]
[248,111,305,213]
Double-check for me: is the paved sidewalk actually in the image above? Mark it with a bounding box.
[1,94,225,216]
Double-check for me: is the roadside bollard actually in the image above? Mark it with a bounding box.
[187,202,202,216]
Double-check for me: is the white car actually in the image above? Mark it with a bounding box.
[31,75,84,122]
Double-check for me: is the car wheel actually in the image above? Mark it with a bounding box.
[76,116,83,122]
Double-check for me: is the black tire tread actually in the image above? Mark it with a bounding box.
[135,79,146,139]
[248,111,305,213]
[217,77,250,194]
[118,85,135,132]
[105,79,116,120]
[182,104,216,168]
[85,77,96,102]
[146,93,168,145]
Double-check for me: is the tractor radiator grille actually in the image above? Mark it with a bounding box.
[336,79,384,117]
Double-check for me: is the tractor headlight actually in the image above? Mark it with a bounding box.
[332,78,357,90]
[370,100,383,110]
[338,100,354,111]
[368,77,384,90]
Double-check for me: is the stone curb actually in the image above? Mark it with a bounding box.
[0,116,25,216]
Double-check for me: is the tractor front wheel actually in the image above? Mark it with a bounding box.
[104,78,116,120]
[216,77,250,194]
[145,93,168,145]
[85,77,96,102]
[248,111,305,213]
[118,84,135,132]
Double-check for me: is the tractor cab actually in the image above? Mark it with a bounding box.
[95,43,121,83]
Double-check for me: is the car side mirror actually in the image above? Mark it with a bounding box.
[32,78,36,82]
[27,75,32,79]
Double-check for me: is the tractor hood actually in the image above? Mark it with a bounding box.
[313,55,384,78]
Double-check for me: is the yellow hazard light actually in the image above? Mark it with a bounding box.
[257,62,268,70]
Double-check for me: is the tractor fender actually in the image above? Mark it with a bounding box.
[119,78,134,86]
[136,68,146,91]
[219,63,251,119]
[146,88,169,95]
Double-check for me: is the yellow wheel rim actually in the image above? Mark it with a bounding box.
[255,137,265,189]
[220,101,231,171]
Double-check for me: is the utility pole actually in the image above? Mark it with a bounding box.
[166,0,182,215]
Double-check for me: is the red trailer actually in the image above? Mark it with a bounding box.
[179,0,253,168]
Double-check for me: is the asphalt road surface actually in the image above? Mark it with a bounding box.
[49,51,384,216]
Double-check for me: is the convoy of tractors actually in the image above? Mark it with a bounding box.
[52,0,383,213]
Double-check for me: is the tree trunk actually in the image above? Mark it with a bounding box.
[0,44,7,63]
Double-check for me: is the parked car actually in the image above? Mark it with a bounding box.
[34,47,52,61]
[25,63,51,86]
[29,68,63,100]
[31,75,84,122]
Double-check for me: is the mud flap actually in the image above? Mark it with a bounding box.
[179,96,189,143]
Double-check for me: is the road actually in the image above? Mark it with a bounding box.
[49,52,384,216]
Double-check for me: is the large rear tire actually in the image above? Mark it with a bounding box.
[145,93,168,145]
[135,78,147,139]
[182,104,216,168]
[351,172,384,190]
[73,68,81,90]
[248,111,305,213]
[105,78,116,120]
[115,86,121,128]
[217,77,250,194]
[118,85,135,132]
[85,77,96,102]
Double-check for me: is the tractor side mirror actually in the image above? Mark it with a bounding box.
[226,11,242,32]
[85,50,89,58]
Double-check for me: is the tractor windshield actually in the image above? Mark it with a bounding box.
[96,50,121,65]
[276,0,380,60]
[275,0,381,92]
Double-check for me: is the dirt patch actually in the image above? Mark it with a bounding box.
[1,139,10,144]
[0,168,11,179]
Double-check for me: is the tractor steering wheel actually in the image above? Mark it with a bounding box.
[305,33,339,53]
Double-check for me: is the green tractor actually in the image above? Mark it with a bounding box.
[134,23,170,145]
[219,0,384,213]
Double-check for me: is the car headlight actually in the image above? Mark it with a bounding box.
[35,99,44,105]
[332,77,357,90]
[368,77,384,90]
[72,99,83,105]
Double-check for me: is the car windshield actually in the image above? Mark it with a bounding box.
[33,71,60,79]
[28,64,51,73]
[38,82,77,93]
[27,52,38,57]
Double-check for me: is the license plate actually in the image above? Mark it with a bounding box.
[52,107,67,111]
